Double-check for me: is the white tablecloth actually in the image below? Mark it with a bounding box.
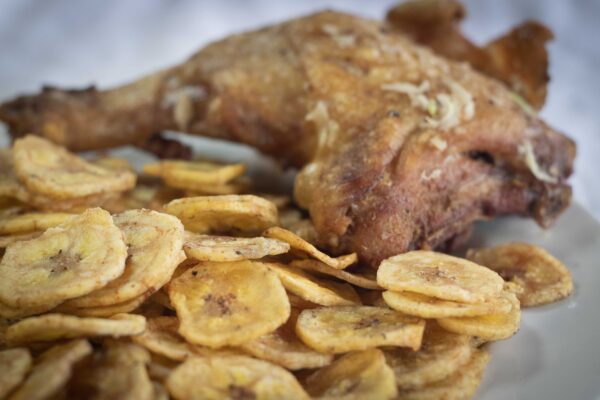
[1,0,598,219]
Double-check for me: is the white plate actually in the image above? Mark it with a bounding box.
[101,134,600,400]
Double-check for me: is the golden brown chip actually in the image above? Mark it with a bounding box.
[397,348,491,400]
[0,298,53,319]
[295,306,425,353]
[0,208,127,308]
[0,348,32,399]
[241,310,333,370]
[144,160,245,189]
[382,290,513,318]
[267,263,361,306]
[0,211,77,235]
[184,232,289,262]
[165,195,278,234]
[377,251,504,304]
[291,259,381,290]
[92,156,134,172]
[12,136,136,200]
[166,355,310,400]
[183,177,251,196]
[437,291,521,341]
[9,339,92,400]
[264,227,357,270]
[57,292,151,318]
[0,148,28,200]
[5,313,146,346]
[305,348,398,400]
[64,209,184,308]
[466,242,574,307]
[68,341,154,400]
[168,261,290,348]
[384,322,473,389]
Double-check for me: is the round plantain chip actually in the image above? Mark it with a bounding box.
[0,211,77,235]
[9,339,92,400]
[377,251,504,304]
[165,195,278,234]
[0,208,128,309]
[290,259,381,290]
[267,263,361,306]
[57,292,151,318]
[437,291,521,342]
[304,348,398,400]
[0,231,42,249]
[382,289,514,319]
[166,355,310,400]
[12,135,136,200]
[241,310,333,370]
[68,341,154,400]
[384,322,473,389]
[184,232,290,262]
[0,348,32,399]
[397,349,491,400]
[295,305,425,353]
[143,160,245,188]
[64,209,185,308]
[0,298,53,319]
[5,313,146,346]
[466,242,574,307]
[168,261,290,348]
[263,227,357,270]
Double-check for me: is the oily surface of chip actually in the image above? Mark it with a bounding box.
[165,195,278,234]
[437,291,521,341]
[0,347,32,399]
[267,263,361,306]
[466,242,574,307]
[9,339,92,400]
[305,348,398,400]
[166,355,310,400]
[0,208,127,308]
[5,313,146,346]
[398,349,491,400]
[12,135,136,199]
[295,305,425,353]
[64,209,185,308]
[382,290,513,319]
[264,227,357,269]
[168,261,290,348]
[384,322,473,389]
[377,251,505,304]
[184,233,290,262]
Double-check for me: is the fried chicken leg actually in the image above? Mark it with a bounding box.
[0,3,575,267]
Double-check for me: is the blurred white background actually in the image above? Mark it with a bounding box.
[0,0,598,219]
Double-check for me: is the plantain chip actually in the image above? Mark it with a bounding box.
[0,348,32,399]
[57,292,151,318]
[64,209,184,308]
[263,227,357,269]
[68,341,153,400]
[267,263,361,306]
[0,211,77,235]
[291,259,380,289]
[382,289,513,319]
[0,208,127,308]
[144,160,245,189]
[304,348,397,400]
[241,309,333,370]
[377,251,504,304]
[5,313,146,346]
[295,305,425,353]
[0,232,42,249]
[9,339,92,400]
[466,242,573,307]
[166,355,309,400]
[165,195,278,234]
[168,261,290,348]
[437,291,521,341]
[384,322,473,389]
[184,232,289,262]
[397,349,491,400]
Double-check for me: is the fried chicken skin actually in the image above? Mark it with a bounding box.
[0,4,575,267]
